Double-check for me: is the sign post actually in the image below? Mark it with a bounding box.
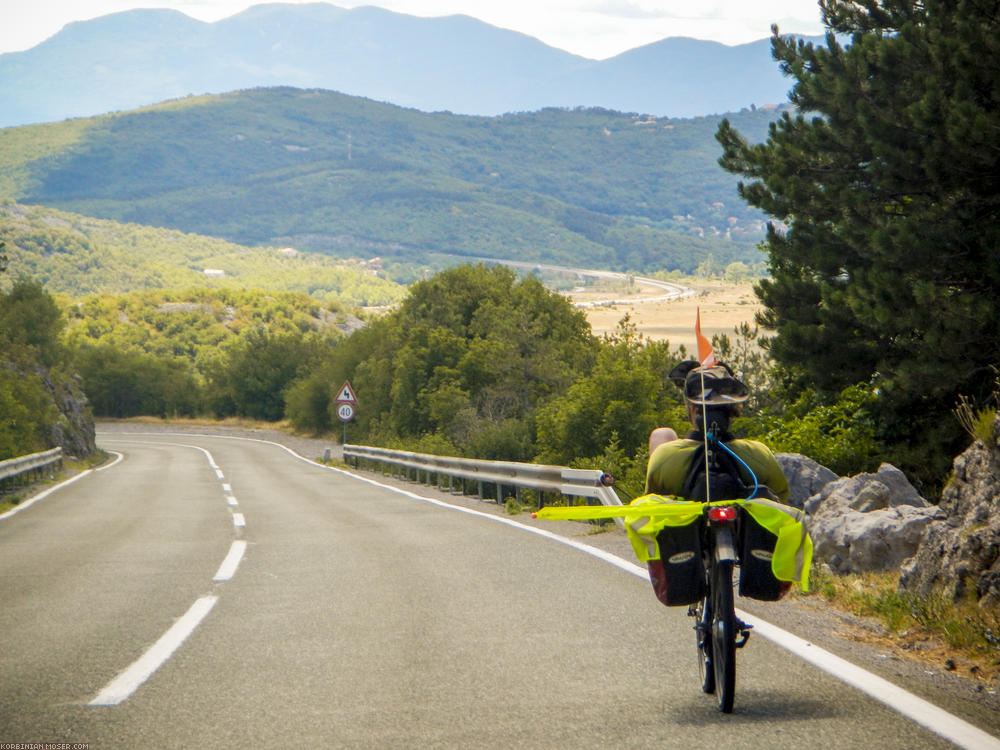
[335,381,358,445]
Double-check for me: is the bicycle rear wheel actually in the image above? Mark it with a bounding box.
[711,560,736,713]
[694,594,714,694]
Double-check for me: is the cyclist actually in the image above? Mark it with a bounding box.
[645,361,790,504]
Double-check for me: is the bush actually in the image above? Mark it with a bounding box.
[0,365,55,459]
[285,373,333,434]
[738,383,881,476]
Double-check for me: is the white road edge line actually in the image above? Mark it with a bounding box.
[0,470,92,522]
[97,451,124,471]
[744,616,1000,750]
[213,540,247,582]
[102,432,1000,748]
[89,595,218,706]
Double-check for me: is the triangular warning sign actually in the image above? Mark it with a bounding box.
[335,381,357,404]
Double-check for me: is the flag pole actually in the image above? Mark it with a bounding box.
[695,307,714,503]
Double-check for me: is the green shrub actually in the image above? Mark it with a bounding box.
[738,382,881,475]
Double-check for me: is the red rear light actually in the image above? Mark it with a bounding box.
[708,505,738,522]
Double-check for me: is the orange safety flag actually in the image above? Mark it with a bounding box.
[695,307,716,367]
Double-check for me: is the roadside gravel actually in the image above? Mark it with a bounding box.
[82,422,997,734]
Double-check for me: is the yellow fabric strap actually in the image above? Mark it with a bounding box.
[535,494,813,591]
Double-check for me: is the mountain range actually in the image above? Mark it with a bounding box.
[0,2,806,128]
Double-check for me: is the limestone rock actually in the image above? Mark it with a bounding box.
[43,372,96,458]
[899,415,1000,606]
[805,463,936,575]
[775,452,838,510]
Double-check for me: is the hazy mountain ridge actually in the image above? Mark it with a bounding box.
[0,3,804,128]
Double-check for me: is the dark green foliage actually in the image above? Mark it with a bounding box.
[716,0,1000,487]
[738,383,880,477]
[74,344,201,419]
[0,365,56,459]
[0,277,84,459]
[534,315,683,466]
[0,90,782,275]
[285,373,336,434]
[63,287,349,421]
[75,346,196,418]
[204,328,326,421]
[294,264,599,458]
[0,276,65,368]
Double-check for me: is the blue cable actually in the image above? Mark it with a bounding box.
[715,438,760,501]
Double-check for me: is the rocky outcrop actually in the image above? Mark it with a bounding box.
[900,415,1000,607]
[776,453,839,510]
[804,463,938,575]
[41,370,96,458]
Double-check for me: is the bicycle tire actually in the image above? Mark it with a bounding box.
[695,595,714,694]
[711,560,736,713]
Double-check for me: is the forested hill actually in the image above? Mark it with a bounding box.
[0,88,784,274]
[0,202,406,307]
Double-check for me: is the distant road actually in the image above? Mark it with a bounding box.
[488,259,695,307]
[0,430,993,748]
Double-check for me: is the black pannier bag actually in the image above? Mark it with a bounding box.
[648,521,706,606]
[738,509,790,601]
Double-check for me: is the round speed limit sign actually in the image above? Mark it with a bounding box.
[337,403,355,422]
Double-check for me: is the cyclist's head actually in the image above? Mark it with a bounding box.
[669,361,749,409]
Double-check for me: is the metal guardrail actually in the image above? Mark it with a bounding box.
[0,448,63,488]
[343,444,623,521]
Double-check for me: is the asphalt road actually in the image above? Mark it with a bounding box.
[0,432,990,749]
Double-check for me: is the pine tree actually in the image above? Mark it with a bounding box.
[716,0,1000,485]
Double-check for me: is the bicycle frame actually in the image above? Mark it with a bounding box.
[693,502,749,713]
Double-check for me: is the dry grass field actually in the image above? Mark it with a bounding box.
[570,278,762,354]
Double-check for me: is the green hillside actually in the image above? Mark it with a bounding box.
[0,201,405,306]
[0,88,784,274]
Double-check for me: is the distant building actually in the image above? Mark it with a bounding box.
[277,247,299,257]
[203,269,225,278]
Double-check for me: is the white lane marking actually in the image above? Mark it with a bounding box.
[89,595,218,706]
[213,540,247,582]
[222,483,232,493]
[0,470,93,522]
[215,469,225,480]
[100,432,1000,747]
[226,495,238,507]
[232,512,246,528]
[97,451,125,471]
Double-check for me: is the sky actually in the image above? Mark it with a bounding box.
[2,1,827,60]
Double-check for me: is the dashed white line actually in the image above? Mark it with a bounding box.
[232,512,246,528]
[89,596,218,706]
[222,483,232,493]
[213,540,248,582]
[226,495,238,507]
[215,469,225,480]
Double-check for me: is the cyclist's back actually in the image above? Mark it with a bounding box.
[645,362,788,502]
